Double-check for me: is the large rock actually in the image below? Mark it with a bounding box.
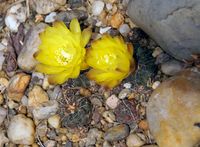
[127,0,200,61]
[147,69,200,147]
[17,23,47,71]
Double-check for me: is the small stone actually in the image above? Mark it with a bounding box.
[7,73,30,102]
[8,100,19,109]
[0,93,4,104]
[152,81,160,89]
[68,0,84,8]
[32,100,59,120]
[5,4,26,32]
[106,3,113,11]
[102,111,116,123]
[0,78,9,93]
[152,47,163,57]
[110,12,124,28]
[44,140,57,147]
[0,51,5,70]
[161,59,185,76]
[138,120,149,130]
[0,130,9,147]
[104,124,130,142]
[0,107,6,126]
[123,82,132,89]
[36,121,48,137]
[100,27,111,34]
[126,133,145,147]
[31,72,44,85]
[106,95,119,109]
[28,85,49,108]
[48,115,60,128]
[119,24,131,36]
[118,88,131,99]
[31,0,66,14]
[91,98,102,107]
[103,141,112,147]
[42,76,51,90]
[92,1,105,16]
[7,114,35,145]
[80,87,91,97]
[18,105,27,114]
[45,12,57,23]
[86,128,103,146]
[17,23,47,71]
[142,145,158,147]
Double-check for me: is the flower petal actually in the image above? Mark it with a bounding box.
[35,63,66,74]
[81,27,92,47]
[70,18,81,34]
[48,70,72,84]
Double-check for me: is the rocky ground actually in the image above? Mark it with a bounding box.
[0,0,198,147]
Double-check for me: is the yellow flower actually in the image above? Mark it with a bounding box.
[86,34,135,88]
[34,18,92,84]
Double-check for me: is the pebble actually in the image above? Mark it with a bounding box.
[106,95,120,109]
[48,115,60,129]
[0,43,5,51]
[44,140,57,147]
[31,72,44,86]
[17,23,47,71]
[161,59,185,76]
[8,100,19,109]
[142,145,158,147]
[31,0,66,14]
[104,124,130,142]
[152,81,160,89]
[5,4,26,32]
[28,85,49,108]
[103,141,112,147]
[0,51,5,70]
[32,100,59,120]
[68,0,84,8]
[86,128,104,146]
[0,94,3,104]
[92,1,105,16]
[7,73,31,102]
[118,88,131,99]
[106,3,113,11]
[47,86,62,100]
[91,97,103,107]
[100,27,111,34]
[110,12,124,28]
[7,114,35,145]
[123,82,132,89]
[45,12,57,23]
[36,121,48,137]
[102,111,116,123]
[138,120,149,130]
[0,107,6,126]
[0,77,9,93]
[119,24,131,36]
[126,133,145,147]
[0,130,9,147]
[152,47,163,57]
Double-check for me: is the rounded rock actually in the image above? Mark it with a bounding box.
[92,1,105,16]
[126,133,145,147]
[104,124,130,142]
[48,115,61,129]
[147,69,200,147]
[7,114,35,145]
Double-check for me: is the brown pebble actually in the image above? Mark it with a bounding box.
[18,105,27,114]
[80,88,91,97]
[138,120,149,130]
[110,12,124,28]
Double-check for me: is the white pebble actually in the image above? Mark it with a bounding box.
[0,51,5,70]
[100,27,111,34]
[106,3,113,11]
[119,24,131,36]
[123,82,132,89]
[118,88,131,99]
[5,4,26,32]
[45,12,57,23]
[106,95,119,109]
[126,133,145,147]
[0,43,5,51]
[152,47,163,57]
[152,81,161,89]
[48,115,60,128]
[92,1,105,16]
[7,114,35,145]
[5,14,20,32]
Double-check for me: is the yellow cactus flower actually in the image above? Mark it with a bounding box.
[34,18,92,84]
[86,34,135,88]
